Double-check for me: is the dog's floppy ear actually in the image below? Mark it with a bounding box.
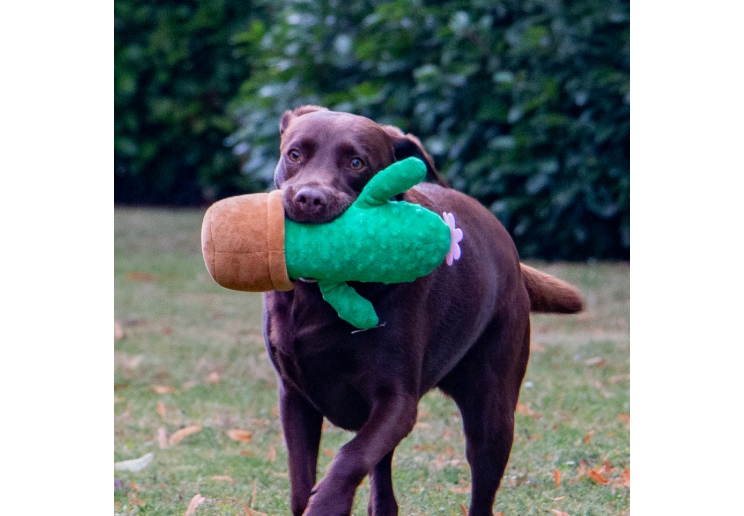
[381,125,448,187]
[279,105,328,135]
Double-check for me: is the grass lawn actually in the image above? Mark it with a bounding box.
[114,207,629,516]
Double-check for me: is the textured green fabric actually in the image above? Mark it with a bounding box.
[284,157,451,329]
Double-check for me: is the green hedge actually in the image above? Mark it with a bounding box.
[228,0,629,260]
[114,0,272,204]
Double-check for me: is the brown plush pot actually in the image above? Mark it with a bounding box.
[201,190,293,292]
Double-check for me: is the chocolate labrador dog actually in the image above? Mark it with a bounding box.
[263,105,583,516]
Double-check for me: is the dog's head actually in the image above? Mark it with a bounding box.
[274,105,445,223]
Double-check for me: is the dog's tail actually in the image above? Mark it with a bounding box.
[520,264,583,314]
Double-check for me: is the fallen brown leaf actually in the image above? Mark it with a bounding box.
[516,402,534,416]
[129,481,140,492]
[152,385,176,395]
[169,425,202,445]
[554,468,561,488]
[210,475,236,484]
[411,445,431,452]
[584,356,605,367]
[157,427,168,449]
[115,321,125,340]
[552,510,570,516]
[584,429,596,444]
[157,400,166,417]
[572,460,589,482]
[227,429,252,443]
[516,402,542,420]
[460,504,468,516]
[268,444,276,462]
[593,380,613,398]
[242,504,268,516]
[184,493,205,515]
[126,272,154,283]
[129,493,146,506]
[323,448,334,457]
[588,470,609,485]
[450,483,471,494]
[207,371,220,384]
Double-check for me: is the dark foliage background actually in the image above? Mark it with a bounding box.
[114,0,273,205]
[115,0,629,260]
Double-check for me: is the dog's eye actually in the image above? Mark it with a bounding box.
[288,150,301,163]
[349,158,364,170]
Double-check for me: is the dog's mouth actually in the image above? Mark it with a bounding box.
[281,187,354,224]
[283,206,348,224]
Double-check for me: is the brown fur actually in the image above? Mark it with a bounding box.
[263,106,583,516]
[520,263,583,313]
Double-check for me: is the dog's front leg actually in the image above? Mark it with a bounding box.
[279,382,324,516]
[367,450,397,516]
[304,391,417,516]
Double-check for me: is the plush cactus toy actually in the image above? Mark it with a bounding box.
[201,157,463,329]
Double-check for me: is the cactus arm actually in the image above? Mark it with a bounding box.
[317,280,379,329]
[354,157,427,208]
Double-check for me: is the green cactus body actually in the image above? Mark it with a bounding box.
[283,158,452,329]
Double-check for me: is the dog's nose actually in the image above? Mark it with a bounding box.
[294,187,328,213]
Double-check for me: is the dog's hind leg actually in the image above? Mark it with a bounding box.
[304,392,417,516]
[438,311,531,516]
[279,382,324,516]
[367,450,398,516]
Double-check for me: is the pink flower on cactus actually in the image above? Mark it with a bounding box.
[442,212,464,266]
